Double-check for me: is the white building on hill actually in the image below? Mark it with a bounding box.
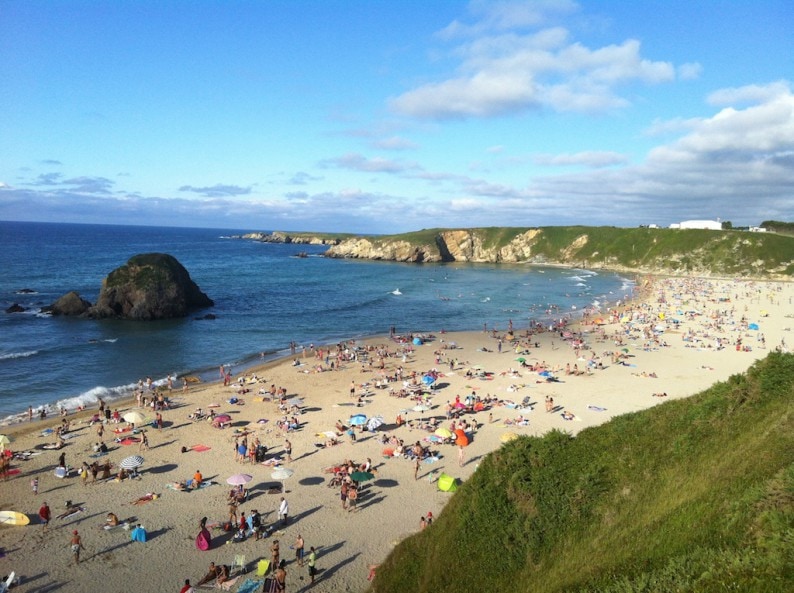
[669,220,722,230]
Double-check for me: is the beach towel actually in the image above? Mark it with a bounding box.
[56,506,85,520]
[119,438,140,445]
[587,405,607,412]
[236,579,264,593]
[218,576,240,591]
[191,444,211,452]
[113,427,132,435]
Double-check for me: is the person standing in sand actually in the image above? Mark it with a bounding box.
[295,534,305,566]
[284,438,292,462]
[274,560,286,592]
[278,496,289,525]
[38,501,50,528]
[270,539,280,572]
[70,530,85,564]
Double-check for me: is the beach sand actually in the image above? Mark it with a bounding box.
[0,277,791,593]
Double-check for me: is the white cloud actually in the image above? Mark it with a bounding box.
[391,5,681,120]
[322,153,421,174]
[707,80,791,107]
[371,136,419,151]
[533,151,628,167]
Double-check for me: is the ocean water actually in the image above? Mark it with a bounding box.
[0,221,635,420]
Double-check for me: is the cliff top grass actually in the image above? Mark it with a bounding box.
[371,351,794,593]
[354,226,794,276]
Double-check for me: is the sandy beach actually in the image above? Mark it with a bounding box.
[0,276,791,593]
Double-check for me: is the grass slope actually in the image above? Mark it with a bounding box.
[371,352,794,593]
[370,226,794,276]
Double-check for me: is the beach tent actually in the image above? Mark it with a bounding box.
[437,473,457,492]
[412,337,423,346]
[454,429,469,447]
[748,323,759,330]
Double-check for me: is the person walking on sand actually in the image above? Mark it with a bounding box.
[458,444,465,467]
[307,546,317,584]
[70,529,85,564]
[284,438,292,463]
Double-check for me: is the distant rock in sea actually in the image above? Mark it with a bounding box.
[5,303,27,313]
[87,253,214,321]
[49,291,92,316]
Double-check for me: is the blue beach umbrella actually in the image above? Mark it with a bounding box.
[349,414,368,426]
[421,375,435,386]
[748,323,759,330]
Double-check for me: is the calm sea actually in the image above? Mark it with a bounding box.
[0,221,635,420]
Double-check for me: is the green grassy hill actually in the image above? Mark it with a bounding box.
[383,226,794,276]
[371,352,794,593]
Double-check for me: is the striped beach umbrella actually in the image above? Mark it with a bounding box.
[120,455,145,470]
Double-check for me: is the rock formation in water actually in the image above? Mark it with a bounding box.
[87,253,214,320]
[49,291,93,316]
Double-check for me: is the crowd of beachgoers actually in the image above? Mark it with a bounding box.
[0,276,791,593]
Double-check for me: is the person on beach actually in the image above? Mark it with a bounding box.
[458,444,465,467]
[70,530,85,564]
[278,497,289,525]
[295,534,305,566]
[284,438,292,462]
[307,546,317,584]
[31,477,39,495]
[38,502,50,528]
[179,578,195,593]
[193,470,203,488]
[274,560,287,592]
[270,539,280,572]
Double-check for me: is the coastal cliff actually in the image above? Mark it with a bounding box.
[237,231,347,245]
[324,226,794,278]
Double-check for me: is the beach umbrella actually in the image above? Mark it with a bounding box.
[515,357,526,363]
[748,323,759,330]
[500,432,518,443]
[120,455,144,470]
[366,416,384,431]
[271,467,294,493]
[455,429,469,447]
[287,397,304,407]
[412,404,430,413]
[0,434,12,451]
[434,427,452,439]
[123,411,146,425]
[350,471,375,483]
[226,473,253,486]
[437,473,457,492]
[421,375,435,386]
[349,414,368,426]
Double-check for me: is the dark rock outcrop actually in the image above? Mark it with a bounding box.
[88,253,213,320]
[5,303,27,313]
[49,291,92,316]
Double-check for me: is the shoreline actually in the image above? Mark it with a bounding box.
[1,276,791,593]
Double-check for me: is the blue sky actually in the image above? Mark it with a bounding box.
[1,0,792,233]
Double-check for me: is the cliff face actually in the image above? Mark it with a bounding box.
[240,232,341,245]
[324,227,794,278]
[326,229,545,263]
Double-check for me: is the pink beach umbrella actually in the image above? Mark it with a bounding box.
[212,414,232,426]
[226,473,253,486]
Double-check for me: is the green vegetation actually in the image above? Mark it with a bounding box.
[761,221,794,236]
[349,226,794,276]
[372,352,794,593]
